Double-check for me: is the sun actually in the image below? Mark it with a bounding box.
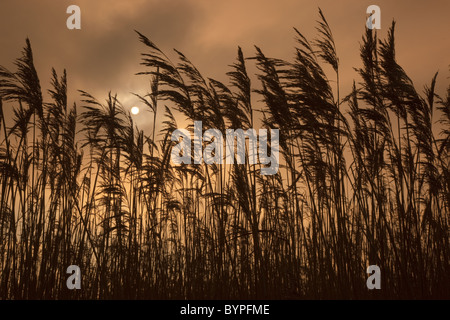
[131,106,140,115]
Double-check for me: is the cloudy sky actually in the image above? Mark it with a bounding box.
[0,0,449,132]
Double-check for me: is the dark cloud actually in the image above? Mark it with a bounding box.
[0,0,200,95]
[1,0,449,132]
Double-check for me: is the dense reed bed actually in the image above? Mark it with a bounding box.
[0,11,448,299]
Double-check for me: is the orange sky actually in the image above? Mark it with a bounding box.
[0,0,449,133]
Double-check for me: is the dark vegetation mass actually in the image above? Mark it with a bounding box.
[0,10,449,299]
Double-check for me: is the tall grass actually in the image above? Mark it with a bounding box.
[0,11,448,299]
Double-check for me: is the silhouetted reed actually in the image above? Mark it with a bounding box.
[0,10,448,299]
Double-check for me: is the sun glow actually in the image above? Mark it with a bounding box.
[131,106,140,115]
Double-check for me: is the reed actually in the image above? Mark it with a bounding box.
[0,10,448,299]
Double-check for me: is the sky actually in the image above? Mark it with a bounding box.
[0,0,449,133]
